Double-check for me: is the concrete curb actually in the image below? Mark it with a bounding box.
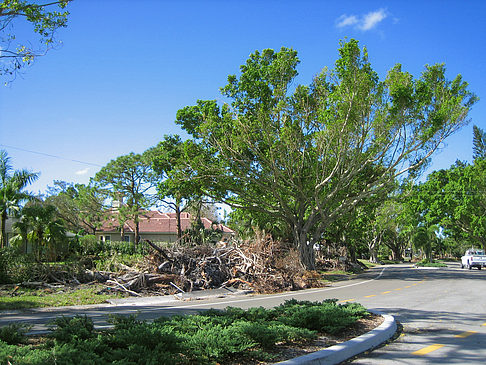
[106,288,253,306]
[274,310,397,365]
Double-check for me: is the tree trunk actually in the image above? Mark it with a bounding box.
[175,203,182,239]
[0,211,7,248]
[368,235,380,263]
[392,243,402,262]
[348,243,357,263]
[294,228,315,270]
[134,220,140,249]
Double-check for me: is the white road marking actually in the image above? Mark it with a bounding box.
[144,267,388,311]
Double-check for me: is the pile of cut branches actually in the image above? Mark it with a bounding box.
[17,236,326,297]
[144,235,324,294]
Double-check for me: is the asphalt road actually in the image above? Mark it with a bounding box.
[1,262,485,364]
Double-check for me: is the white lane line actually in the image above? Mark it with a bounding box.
[144,267,388,311]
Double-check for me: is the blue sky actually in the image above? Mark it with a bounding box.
[1,0,485,194]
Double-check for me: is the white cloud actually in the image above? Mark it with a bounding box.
[336,14,359,28]
[360,9,387,31]
[75,167,90,175]
[336,8,388,31]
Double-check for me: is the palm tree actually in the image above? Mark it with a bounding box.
[9,215,30,253]
[21,202,66,260]
[0,150,39,248]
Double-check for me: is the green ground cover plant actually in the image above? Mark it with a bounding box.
[0,299,370,365]
[415,260,447,267]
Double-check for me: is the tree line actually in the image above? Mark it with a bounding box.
[0,39,479,270]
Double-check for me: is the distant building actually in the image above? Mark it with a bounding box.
[95,211,234,243]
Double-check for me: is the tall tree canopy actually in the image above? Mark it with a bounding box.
[94,152,154,246]
[0,0,70,80]
[145,135,207,239]
[176,39,477,269]
[0,149,38,247]
[46,181,106,235]
[473,125,486,161]
[410,159,486,251]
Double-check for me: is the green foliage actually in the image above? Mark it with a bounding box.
[75,235,149,258]
[276,299,369,334]
[0,0,71,80]
[16,200,68,261]
[76,234,102,255]
[473,125,486,161]
[0,323,30,345]
[51,315,95,343]
[94,152,155,245]
[0,285,122,310]
[0,246,39,284]
[416,259,447,267]
[3,300,369,364]
[176,39,476,270]
[0,150,39,248]
[407,156,486,254]
[46,181,106,236]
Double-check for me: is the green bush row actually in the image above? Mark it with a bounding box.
[0,299,369,364]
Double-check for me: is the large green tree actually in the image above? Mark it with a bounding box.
[412,159,486,251]
[0,0,70,80]
[94,152,155,246]
[46,180,106,235]
[0,150,38,247]
[145,135,207,239]
[176,40,477,269]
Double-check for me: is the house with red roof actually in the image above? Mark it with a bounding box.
[95,211,234,243]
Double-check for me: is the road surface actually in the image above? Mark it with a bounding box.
[1,262,485,364]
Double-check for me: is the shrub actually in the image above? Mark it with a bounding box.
[77,235,103,256]
[0,247,39,284]
[181,323,255,363]
[0,323,30,345]
[3,300,369,364]
[276,299,369,334]
[51,315,95,343]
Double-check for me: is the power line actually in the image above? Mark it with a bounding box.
[0,144,103,167]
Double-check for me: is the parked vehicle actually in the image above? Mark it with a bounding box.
[461,249,486,270]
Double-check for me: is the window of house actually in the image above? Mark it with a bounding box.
[104,235,111,242]
[123,235,130,242]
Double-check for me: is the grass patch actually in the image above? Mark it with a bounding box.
[0,285,122,311]
[0,299,370,364]
[319,270,357,283]
[415,261,447,267]
[357,259,379,268]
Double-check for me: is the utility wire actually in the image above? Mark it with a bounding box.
[0,144,103,167]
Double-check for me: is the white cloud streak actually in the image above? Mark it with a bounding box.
[360,9,387,30]
[336,9,388,31]
[75,167,90,175]
[336,14,359,28]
